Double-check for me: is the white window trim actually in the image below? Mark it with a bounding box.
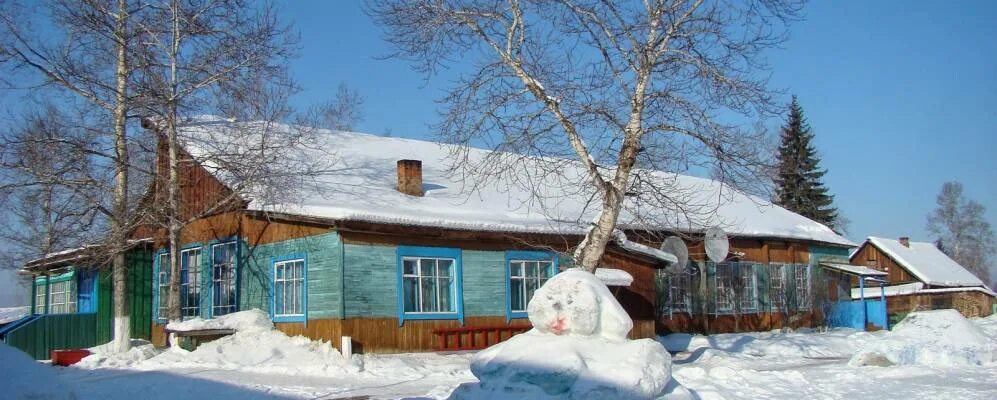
[180,247,202,319]
[508,259,552,313]
[738,265,759,312]
[402,256,457,314]
[273,259,305,317]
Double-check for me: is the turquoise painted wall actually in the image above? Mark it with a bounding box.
[241,232,343,319]
[458,250,506,316]
[341,244,514,318]
[342,243,396,317]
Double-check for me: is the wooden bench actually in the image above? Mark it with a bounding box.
[431,325,530,351]
[164,328,236,350]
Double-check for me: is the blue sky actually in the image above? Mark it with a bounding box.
[282,1,997,251]
[2,1,995,305]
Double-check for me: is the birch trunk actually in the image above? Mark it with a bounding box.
[165,0,183,323]
[111,0,131,352]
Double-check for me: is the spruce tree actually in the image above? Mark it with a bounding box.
[774,96,838,230]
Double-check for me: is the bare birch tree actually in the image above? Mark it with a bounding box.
[1,0,142,351]
[133,0,315,322]
[927,181,995,284]
[0,105,105,270]
[368,0,803,271]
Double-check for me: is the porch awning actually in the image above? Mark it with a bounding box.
[819,262,887,277]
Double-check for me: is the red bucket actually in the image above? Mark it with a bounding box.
[50,349,92,366]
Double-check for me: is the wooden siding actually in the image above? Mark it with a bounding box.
[658,311,825,334]
[239,232,343,319]
[601,251,657,320]
[461,250,509,316]
[342,243,398,318]
[270,316,656,353]
[849,242,917,284]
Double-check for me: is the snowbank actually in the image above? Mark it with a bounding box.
[972,314,997,338]
[660,328,876,359]
[850,309,995,367]
[76,339,161,369]
[79,310,357,377]
[147,329,358,376]
[164,308,273,333]
[450,269,675,399]
[1,343,77,399]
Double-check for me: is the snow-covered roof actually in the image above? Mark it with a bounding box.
[819,262,887,277]
[177,118,854,246]
[862,237,985,287]
[593,268,634,287]
[851,282,996,299]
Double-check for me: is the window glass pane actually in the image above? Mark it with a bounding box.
[403,259,417,275]
[275,283,285,315]
[420,259,436,277]
[294,279,304,314]
[526,262,538,277]
[510,279,525,311]
[421,277,438,312]
[538,261,551,279]
[438,277,452,312]
[403,277,418,312]
[438,259,453,277]
[510,262,523,277]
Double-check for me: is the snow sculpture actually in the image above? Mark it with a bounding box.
[450,268,679,399]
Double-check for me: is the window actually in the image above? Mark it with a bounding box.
[794,265,811,310]
[34,289,45,314]
[212,242,238,316]
[508,260,552,314]
[402,257,455,313]
[157,253,170,320]
[34,274,77,314]
[273,258,305,319]
[180,248,202,318]
[769,264,786,310]
[737,264,758,312]
[715,263,734,313]
[48,280,77,314]
[668,272,691,313]
[396,246,462,325]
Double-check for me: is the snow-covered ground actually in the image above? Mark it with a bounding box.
[5,313,997,399]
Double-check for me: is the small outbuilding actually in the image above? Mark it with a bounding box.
[849,236,995,321]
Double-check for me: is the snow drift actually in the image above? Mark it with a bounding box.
[79,309,358,377]
[850,309,995,367]
[450,269,675,399]
[1,343,77,399]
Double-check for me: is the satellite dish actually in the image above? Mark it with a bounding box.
[661,236,689,273]
[704,227,730,263]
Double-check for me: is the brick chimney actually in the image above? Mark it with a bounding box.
[396,159,424,197]
[899,237,910,248]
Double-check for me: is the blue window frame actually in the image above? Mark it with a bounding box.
[271,253,307,323]
[154,245,204,322]
[211,242,238,316]
[396,246,463,326]
[505,250,558,320]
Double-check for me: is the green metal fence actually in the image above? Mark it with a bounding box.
[2,313,111,359]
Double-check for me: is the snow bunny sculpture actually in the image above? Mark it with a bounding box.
[449,268,677,400]
[527,268,632,340]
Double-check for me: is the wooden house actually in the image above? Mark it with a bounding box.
[8,118,858,357]
[850,236,995,320]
